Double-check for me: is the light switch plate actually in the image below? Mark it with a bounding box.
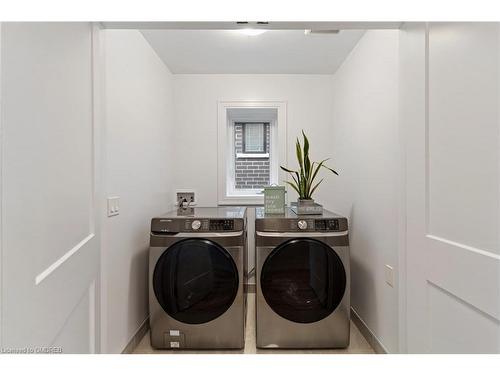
[385,264,394,287]
[107,196,120,217]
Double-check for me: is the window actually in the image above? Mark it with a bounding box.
[217,101,287,205]
[234,122,271,190]
[242,123,268,154]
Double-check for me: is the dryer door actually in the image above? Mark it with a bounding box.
[260,238,346,324]
[153,238,239,324]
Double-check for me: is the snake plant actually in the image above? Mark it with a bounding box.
[280,131,338,199]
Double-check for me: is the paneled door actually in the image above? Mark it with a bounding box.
[403,23,500,353]
[1,23,100,353]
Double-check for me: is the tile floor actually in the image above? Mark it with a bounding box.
[133,294,375,354]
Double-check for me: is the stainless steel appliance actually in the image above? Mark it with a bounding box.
[149,207,247,349]
[255,207,350,349]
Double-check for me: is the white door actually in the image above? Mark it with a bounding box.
[403,23,500,353]
[0,23,100,353]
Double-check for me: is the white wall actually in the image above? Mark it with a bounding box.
[328,30,400,353]
[173,74,335,283]
[102,30,175,353]
[173,74,335,205]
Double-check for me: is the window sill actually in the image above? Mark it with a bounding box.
[236,153,269,159]
[218,194,264,206]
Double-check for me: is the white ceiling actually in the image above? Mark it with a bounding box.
[140,29,365,74]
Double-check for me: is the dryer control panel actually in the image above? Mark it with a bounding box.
[314,219,340,231]
[289,218,340,231]
[151,218,243,234]
[255,207,348,233]
[209,219,234,231]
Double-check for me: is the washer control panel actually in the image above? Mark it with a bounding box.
[151,217,243,234]
[209,219,235,231]
[283,218,342,232]
[314,219,340,231]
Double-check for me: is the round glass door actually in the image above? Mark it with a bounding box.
[153,238,239,324]
[260,238,346,324]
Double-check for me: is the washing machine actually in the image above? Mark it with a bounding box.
[255,207,350,349]
[149,207,247,349]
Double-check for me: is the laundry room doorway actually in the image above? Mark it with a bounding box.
[0,23,102,353]
[400,22,500,353]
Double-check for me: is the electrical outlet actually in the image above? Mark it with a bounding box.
[176,191,195,205]
[107,196,120,217]
[385,264,394,287]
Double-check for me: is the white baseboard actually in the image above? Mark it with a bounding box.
[350,307,389,354]
[122,317,149,354]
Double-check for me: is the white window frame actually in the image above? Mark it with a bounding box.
[236,152,270,158]
[217,101,287,205]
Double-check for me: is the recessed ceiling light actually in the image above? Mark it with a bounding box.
[304,29,340,35]
[237,29,268,36]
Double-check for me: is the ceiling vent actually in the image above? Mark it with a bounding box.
[236,21,269,26]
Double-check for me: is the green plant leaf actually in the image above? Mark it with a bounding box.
[302,131,312,196]
[295,138,306,198]
[290,171,300,189]
[309,178,324,197]
[302,130,309,157]
[320,164,339,175]
[295,139,303,170]
[280,165,302,194]
[280,165,297,174]
[302,131,310,172]
[294,171,301,186]
[301,178,307,199]
[284,181,301,195]
[308,158,329,188]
